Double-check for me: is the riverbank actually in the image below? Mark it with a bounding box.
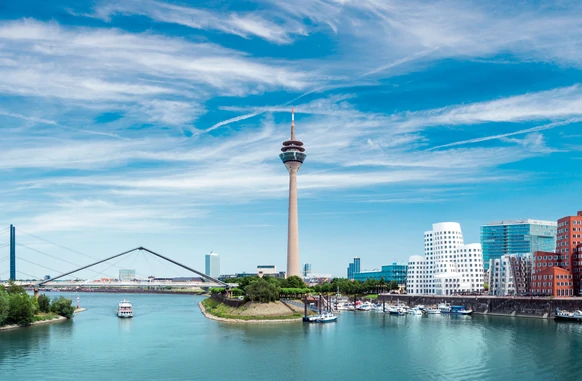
[199,298,304,324]
[0,307,87,332]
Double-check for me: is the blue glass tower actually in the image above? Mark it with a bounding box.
[480,219,557,270]
[347,257,361,279]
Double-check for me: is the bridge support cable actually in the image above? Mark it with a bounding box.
[38,247,140,286]
[16,228,101,262]
[38,247,228,287]
[139,247,226,286]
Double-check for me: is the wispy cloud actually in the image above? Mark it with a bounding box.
[93,0,307,44]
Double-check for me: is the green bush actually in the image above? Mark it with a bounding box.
[50,296,75,319]
[38,294,51,313]
[7,293,34,327]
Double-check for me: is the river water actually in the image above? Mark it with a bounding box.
[1,293,581,380]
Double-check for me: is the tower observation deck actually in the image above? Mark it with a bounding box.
[280,108,306,278]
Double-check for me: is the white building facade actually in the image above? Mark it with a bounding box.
[205,252,220,279]
[407,222,485,295]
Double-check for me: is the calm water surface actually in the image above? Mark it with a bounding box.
[1,293,582,380]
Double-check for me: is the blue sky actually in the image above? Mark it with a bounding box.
[1,0,581,279]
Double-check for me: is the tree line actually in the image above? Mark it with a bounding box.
[212,276,402,303]
[0,281,76,327]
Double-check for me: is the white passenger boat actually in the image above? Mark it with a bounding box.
[316,312,338,323]
[117,300,133,318]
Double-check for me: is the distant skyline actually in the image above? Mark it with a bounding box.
[1,1,582,279]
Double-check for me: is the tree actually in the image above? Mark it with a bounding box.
[7,293,34,326]
[6,280,26,295]
[38,294,51,313]
[389,280,399,291]
[50,296,75,319]
[0,288,9,326]
[286,276,305,289]
[245,278,281,303]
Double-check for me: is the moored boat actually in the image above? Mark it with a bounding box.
[316,312,338,323]
[407,306,424,315]
[441,305,473,315]
[554,309,582,322]
[117,300,133,318]
[426,306,441,314]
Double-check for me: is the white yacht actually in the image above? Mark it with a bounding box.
[407,306,424,315]
[117,300,133,318]
[357,302,374,311]
[426,306,441,314]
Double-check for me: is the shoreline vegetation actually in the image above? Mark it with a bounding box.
[200,298,304,323]
[0,281,77,330]
[0,308,87,332]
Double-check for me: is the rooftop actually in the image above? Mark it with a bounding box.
[482,219,557,226]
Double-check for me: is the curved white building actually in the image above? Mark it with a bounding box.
[407,222,484,295]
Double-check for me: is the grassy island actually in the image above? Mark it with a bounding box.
[201,297,304,322]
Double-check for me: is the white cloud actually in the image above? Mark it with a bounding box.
[93,0,306,44]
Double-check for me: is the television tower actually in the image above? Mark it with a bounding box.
[280,108,306,277]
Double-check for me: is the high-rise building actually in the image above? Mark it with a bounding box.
[205,252,220,279]
[488,253,532,296]
[119,269,136,281]
[302,263,312,278]
[347,257,361,280]
[480,219,556,270]
[353,262,408,284]
[557,210,582,295]
[280,108,306,278]
[407,222,484,295]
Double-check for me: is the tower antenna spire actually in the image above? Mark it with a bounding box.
[291,107,296,141]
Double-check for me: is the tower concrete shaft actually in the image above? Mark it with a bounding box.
[285,162,301,277]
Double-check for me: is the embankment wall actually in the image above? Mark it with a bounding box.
[377,295,582,318]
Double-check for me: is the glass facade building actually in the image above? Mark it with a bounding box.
[347,257,360,280]
[353,262,408,284]
[480,220,556,270]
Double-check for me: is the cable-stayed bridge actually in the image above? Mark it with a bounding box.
[0,227,229,289]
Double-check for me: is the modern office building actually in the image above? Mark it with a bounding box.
[205,252,220,279]
[488,253,532,296]
[347,257,361,280]
[302,263,312,278]
[352,262,408,284]
[407,222,484,295]
[119,269,136,281]
[480,219,557,270]
[280,109,306,277]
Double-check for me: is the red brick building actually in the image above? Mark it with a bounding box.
[531,266,573,296]
[557,211,582,295]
